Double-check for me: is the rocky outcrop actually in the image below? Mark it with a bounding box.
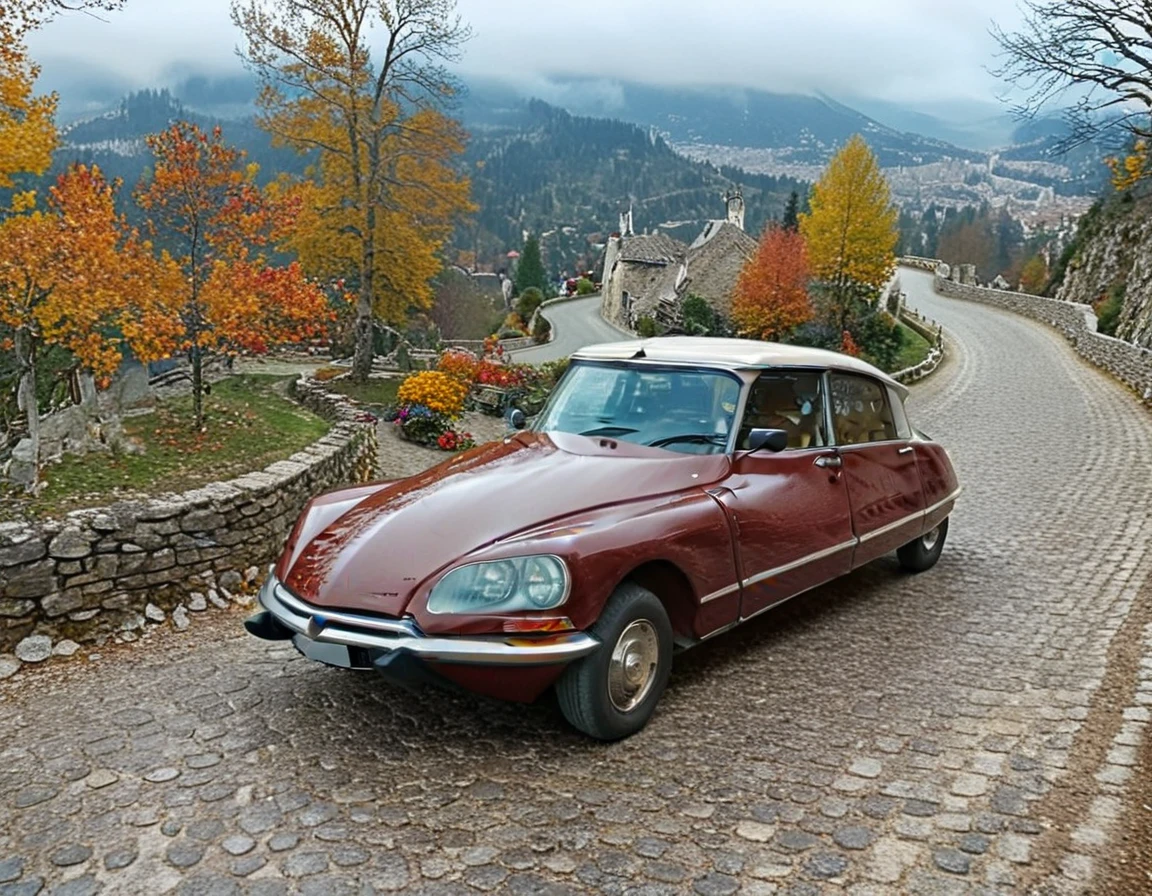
[0,376,378,655]
[1055,196,1152,349]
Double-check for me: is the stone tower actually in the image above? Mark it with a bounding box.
[724,187,745,231]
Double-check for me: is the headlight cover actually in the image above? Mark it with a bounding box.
[427,555,571,615]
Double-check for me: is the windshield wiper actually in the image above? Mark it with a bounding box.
[647,433,728,448]
[579,425,639,437]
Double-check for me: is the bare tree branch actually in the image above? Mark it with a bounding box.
[991,0,1152,151]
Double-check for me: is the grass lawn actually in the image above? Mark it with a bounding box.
[25,376,329,518]
[892,323,934,372]
[323,376,402,408]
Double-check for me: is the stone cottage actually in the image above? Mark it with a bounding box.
[600,189,757,331]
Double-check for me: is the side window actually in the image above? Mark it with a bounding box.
[738,370,827,449]
[888,387,914,440]
[829,374,899,444]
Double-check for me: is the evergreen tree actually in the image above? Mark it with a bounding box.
[782,191,800,232]
[515,234,548,295]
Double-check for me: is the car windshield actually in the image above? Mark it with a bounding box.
[533,361,742,454]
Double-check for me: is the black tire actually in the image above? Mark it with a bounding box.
[897,516,949,572]
[556,582,673,741]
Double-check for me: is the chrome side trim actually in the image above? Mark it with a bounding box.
[923,486,963,519]
[857,511,922,544]
[697,487,962,641]
[700,582,740,604]
[742,539,858,587]
[258,577,599,666]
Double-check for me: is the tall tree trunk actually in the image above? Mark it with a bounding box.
[14,325,40,482]
[351,289,374,382]
[191,343,204,430]
[351,218,377,383]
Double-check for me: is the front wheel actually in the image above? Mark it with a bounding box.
[556,583,672,740]
[897,517,949,572]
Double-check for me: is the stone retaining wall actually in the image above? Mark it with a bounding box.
[0,377,379,661]
[931,272,1152,403]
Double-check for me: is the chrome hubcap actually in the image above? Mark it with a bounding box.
[608,620,659,712]
[922,526,941,551]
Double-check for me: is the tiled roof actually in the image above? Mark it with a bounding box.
[618,233,685,264]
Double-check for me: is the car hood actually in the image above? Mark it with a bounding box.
[282,431,731,615]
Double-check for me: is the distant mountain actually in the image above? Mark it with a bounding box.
[462,77,985,168]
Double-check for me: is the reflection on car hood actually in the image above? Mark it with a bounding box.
[283,431,731,615]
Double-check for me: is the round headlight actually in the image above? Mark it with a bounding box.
[523,556,566,607]
[472,560,516,603]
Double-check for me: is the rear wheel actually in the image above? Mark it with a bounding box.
[556,583,672,740]
[897,517,949,572]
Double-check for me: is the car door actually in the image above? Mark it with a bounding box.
[828,372,926,566]
[712,369,856,620]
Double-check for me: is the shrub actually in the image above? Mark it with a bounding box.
[576,277,595,295]
[1094,284,1125,336]
[681,294,717,336]
[515,287,545,321]
[854,310,905,371]
[635,315,659,338]
[396,370,468,417]
[533,314,552,344]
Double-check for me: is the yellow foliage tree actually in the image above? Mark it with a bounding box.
[0,22,56,187]
[0,165,175,481]
[233,0,475,382]
[1018,253,1049,295]
[799,135,898,329]
[1106,140,1150,192]
[0,2,127,186]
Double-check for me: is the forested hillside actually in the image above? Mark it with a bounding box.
[461,99,805,273]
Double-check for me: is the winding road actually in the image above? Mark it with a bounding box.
[511,295,631,363]
[1,267,1150,894]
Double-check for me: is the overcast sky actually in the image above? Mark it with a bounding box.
[28,0,1023,109]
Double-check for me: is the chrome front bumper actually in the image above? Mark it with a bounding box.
[252,575,600,666]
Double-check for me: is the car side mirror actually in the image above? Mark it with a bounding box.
[507,408,527,430]
[747,428,789,453]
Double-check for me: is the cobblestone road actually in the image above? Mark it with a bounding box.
[2,268,1151,895]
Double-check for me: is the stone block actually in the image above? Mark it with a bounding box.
[148,549,176,572]
[3,561,57,599]
[0,599,35,618]
[181,509,226,533]
[0,537,47,567]
[41,590,84,618]
[48,527,93,560]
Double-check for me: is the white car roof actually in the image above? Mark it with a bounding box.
[571,336,908,395]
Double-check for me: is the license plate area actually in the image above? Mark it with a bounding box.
[292,635,375,670]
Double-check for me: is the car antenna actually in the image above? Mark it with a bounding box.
[632,348,646,359]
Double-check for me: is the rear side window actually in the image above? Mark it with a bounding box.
[829,373,899,444]
[888,387,913,440]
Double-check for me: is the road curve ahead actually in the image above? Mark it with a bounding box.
[0,267,1150,893]
[511,294,630,363]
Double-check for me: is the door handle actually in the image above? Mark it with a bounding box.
[897,447,914,455]
[814,455,842,469]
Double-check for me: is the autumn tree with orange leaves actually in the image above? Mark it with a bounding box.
[731,226,814,341]
[233,0,475,382]
[136,122,331,428]
[0,165,173,479]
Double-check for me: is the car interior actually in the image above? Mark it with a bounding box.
[738,372,827,449]
[829,374,900,444]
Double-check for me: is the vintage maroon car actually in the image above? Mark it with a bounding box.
[246,337,960,739]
